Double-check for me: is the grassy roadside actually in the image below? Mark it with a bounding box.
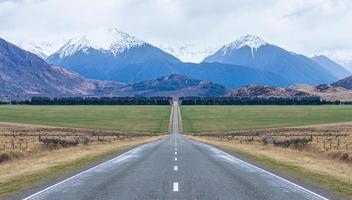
[178,104,184,133]
[187,136,352,199]
[168,103,174,133]
[0,137,163,198]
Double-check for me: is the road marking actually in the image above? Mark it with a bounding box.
[173,182,179,192]
[22,140,162,200]
[174,166,178,171]
[175,157,177,161]
[203,143,329,200]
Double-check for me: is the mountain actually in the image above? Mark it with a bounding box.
[47,30,182,82]
[158,44,217,63]
[18,41,62,59]
[311,55,351,79]
[227,84,352,102]
[291,84,352,102]
[227,85,311,99]
[0,38,231,100]
[326,52,352,73]
[331,75,352,90]
[2,36,350,102]
[46,31,292,88]
[0,37,128,100]
[203,35,338,85]
[115,74,230,97]
[18,42,47,59]
[172,62,289,88]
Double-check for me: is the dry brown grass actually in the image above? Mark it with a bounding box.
[187,122,352,198]
[0,136,163,183]
[291,84,352,102]
[0,121,164,161]
[189,122,352,159]
[188,136,352,183]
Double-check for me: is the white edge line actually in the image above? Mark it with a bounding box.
[22,141,159,200]
[173,182,179,192]
[205,144,329,200]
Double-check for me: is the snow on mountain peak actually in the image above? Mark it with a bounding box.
[108,29,145,55]
[158,44,218,63]
[57,36,91,58]
[55,30,146,58]
[222,35,267,58]
[18,42,47,59]
[17,41,63,59]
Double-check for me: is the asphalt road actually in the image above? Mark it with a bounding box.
[22,102,331,200]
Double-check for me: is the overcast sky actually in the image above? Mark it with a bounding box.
[1,0,352,59]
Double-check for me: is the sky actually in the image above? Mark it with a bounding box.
[1,0,352,62]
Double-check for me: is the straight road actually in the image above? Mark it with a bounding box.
[22,102,330,200]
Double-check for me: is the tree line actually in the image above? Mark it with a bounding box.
[2,96,352,105]
[179,96,352,105]
[7,96,172,105]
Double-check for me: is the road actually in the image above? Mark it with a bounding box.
[22,101,330,200]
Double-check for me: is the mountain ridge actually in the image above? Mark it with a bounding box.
[203,35,338,85]
[311,55,351,79]
[0,37,230,100]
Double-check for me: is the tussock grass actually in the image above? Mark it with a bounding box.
[0,136,163,197]
[189,136,352,199]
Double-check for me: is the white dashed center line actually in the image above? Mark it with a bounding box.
[175,157,177,161]
[174,166,178,171]
[175,152,177,155]
[173,182,179,192]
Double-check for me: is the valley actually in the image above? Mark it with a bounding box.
[2,32,352,102]
[2,1,352,200]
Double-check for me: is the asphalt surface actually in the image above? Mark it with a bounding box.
[21,102,331,200]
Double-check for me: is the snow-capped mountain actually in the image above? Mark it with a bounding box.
[55,30,146,59]
[47,29,181,82]
[18,41,62,59]
[219,35,267,58]
[18,42,47,59]
[203,35,338,85]
[158,44,217,63]
[0,37,126,100]
[1,37,231,100]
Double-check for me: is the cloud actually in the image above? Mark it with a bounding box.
[0,0,351,59]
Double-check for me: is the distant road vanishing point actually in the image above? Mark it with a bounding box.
[22,102,329,200]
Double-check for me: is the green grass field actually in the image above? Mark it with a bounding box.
[181,105,352,133]
[0,105,170,133]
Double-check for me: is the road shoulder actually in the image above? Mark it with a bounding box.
[1,136,165,200]
[186,135,351,200]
